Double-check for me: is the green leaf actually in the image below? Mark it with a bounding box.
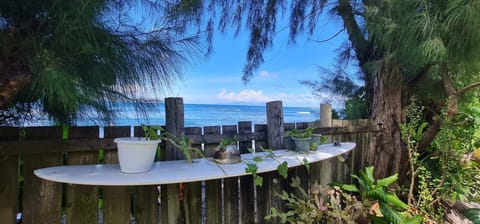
[277,161,289,179]
[384,193,409,210]
[302,157,310,173]
[340,184,359,192]
[464,208,480,224]
[362,166,375,188]
[376,173,398,188]
[379,204,407,224]
[366,187,387,202]
[245,163,258,174]
[368,214,390,224]
[253,156,263,163]
[254,175,263,187]
[405,215,423,224]
[416,122,428,139]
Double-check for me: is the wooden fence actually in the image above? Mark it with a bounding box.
[0,98,374,224]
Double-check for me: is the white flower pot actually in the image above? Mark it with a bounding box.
[114,137,161,173]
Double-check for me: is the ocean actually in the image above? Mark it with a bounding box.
[22,103,321,127]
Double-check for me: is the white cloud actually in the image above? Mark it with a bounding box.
[259,70,277,78]
[215,88,323,107]
[217,88,271,103]
[272,92,319,107]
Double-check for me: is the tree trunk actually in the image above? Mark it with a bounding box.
[369,65,408,183]
[0,67,32,109]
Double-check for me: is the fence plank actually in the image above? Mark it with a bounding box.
[205,179,222,224]
[22,126,63,224]
[204,126,223,224]
[0,155,19,224]
[134,186,158,224]
[223,124,242,224]
[240,176,254,224]
[132,125,161,224]
[0,127,19,139]
[223,177,239,224]
[66,126,99,224]
[260,172,288,224]
[0,123,19,224]
[183,127,202,224]
[296,122,309,130]
[254,124,268,150]
[22,153,63,224]
[288,166,309,196]
[238,122,255,224]
[160,184,181,224]
[255,123,277,223]
[103,151,130,224]
[257,101,289,223]
[103,126,130,224]
[66,152,99,224]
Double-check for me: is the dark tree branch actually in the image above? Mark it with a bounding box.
[440,63,458,119]
[456,81,480,97]
[307,28,345,43]
[337,0,368,65]
[417,117,442,152]
[407,63,435,86]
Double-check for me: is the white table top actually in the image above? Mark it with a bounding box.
[34,142,356,186]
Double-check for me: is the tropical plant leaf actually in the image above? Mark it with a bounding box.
[361,166,376,189]
[384,193,409,210]
[376,173,398,188]
[368,214,390,224]
[277,161,289,179]
[245,163,258,174]
[405,215,423,224]
[340,184,359,192]
[464,208,480,224]
[366,187,386,201]
[351,174,367,190]
[379,204,406,224]
[254,175,264,187]
[415,122,428,140]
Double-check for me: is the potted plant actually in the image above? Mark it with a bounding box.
[311,133,323,145]
[291,127,313,152]
[283,129,297,150]
[113,125,162,173]
[213,137,241,164]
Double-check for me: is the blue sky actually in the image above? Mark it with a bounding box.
[164,15,349,108]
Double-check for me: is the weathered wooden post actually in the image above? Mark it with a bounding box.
[165,97,185,160]
[266,101,284,149]
[257,101,287,223]
[311,103,333,186]
[162,97,185,224]
[320,103,332,128]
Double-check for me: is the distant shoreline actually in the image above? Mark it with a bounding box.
[13,103,321,127]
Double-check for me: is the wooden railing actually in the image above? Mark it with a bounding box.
[0,98,374,224]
